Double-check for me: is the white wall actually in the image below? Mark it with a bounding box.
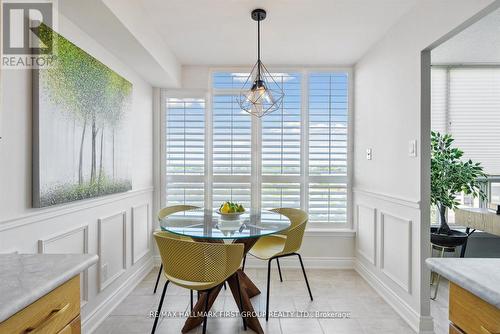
[353,1,497,333]
[0,14,154,332]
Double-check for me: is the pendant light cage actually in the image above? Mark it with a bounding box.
[237,8,285,118]
[237,61,285,118]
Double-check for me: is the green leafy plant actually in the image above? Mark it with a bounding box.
[431,131,486,234]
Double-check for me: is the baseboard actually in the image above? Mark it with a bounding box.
[153,255,354,269]
[82,256,154,333]
[354,259,434,334]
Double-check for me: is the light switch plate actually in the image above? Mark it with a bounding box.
[409,140,417,157]
[366,148,372,160]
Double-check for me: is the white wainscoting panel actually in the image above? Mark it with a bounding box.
[98,212,127,291]
[356,204,377,265]
[380,211,412,293]
[38,225,89,305]
[131,203,150,264]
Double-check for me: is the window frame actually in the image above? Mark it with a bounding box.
[161,67,354,230]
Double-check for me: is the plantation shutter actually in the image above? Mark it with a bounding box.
[308,73,349,223]
[262,183,301,210]
[260,73,302,211]
[165,98,205,206]
[212,183,252,209]
[212,95,252,175]
[261,73,301,175]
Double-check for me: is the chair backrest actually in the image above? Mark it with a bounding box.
[157,205,199,220]
[270,208,308,254]
[154,231,243,284]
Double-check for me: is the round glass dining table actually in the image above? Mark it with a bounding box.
[159,207,291,334]
[159,207,291,240]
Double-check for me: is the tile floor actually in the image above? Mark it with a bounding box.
[94,267,416,334]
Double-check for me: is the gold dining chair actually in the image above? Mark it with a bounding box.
[153,205,199,294]
[151,231,246,334]
[247,208,313,321]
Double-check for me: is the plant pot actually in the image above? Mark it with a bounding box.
[430,227,468,248]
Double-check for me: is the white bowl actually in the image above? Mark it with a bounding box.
[216,209,245,220]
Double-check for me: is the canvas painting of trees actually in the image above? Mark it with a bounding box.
[32,25,133,207]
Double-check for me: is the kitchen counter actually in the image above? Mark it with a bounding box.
[426,257,500,308]
[0,253,98,322]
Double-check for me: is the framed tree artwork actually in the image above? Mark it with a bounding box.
[33,24,133,207]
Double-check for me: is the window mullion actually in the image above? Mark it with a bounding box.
[252,110,262,210]
[301,70,309,212]
[205,91,213,209]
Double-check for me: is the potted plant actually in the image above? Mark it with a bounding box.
[431,131,486,245]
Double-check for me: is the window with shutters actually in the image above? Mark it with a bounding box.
[163,69,351,228]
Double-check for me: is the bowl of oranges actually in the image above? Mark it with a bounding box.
[216,201,245,220]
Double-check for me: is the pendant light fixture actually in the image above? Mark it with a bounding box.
[237,9,284,118]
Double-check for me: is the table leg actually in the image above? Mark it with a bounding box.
[234,237,261,298]
[227,270,264,334]
[181,284,223,333]
[239,269,261,298]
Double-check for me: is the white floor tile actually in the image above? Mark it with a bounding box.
[93,267,419,334]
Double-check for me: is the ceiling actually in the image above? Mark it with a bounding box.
[140,0,417,66]
[432,7,500,64]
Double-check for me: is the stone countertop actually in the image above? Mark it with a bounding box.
[0,253,98,322]
[426,258,500,308]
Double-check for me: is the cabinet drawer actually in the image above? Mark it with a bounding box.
[0,276,80,334]
[58,316,81,334]
[450,282,500,334]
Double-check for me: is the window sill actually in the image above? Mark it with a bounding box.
[305,228,356,237]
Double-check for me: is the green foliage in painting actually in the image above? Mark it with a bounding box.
[41,176,132,207]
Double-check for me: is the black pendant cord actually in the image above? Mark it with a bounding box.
[257,18,261,81]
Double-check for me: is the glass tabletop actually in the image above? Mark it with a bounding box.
[159,208,291,240]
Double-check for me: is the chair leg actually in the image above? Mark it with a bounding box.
[202,288,211,334]
[297,253,313,301]
[151,280,169,334]
[266,258,272,322]
[431,274,441,300]
[431,247,446,300]
[153,264,163,293]
[276,258,283,282]
[190,290,193,313]
[242,254,247,271]
[235,273,247,330]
